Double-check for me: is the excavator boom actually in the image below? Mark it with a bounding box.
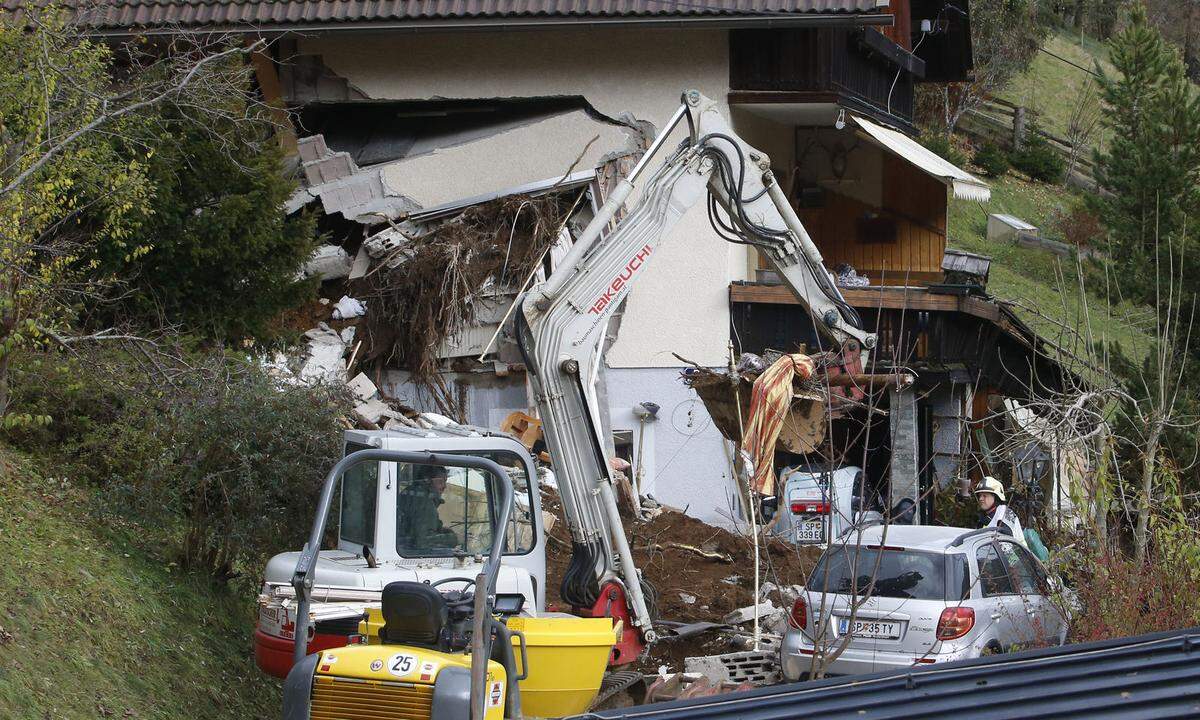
[516,91,876,660]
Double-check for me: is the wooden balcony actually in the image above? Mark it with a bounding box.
[729,28,923,133]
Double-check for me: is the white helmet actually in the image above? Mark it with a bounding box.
[974,476,1007,503]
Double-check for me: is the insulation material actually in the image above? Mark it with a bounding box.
[357,192,581,414]
[331,295,366,320]
[743,354,816,495]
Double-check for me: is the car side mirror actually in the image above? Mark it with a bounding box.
[758,496,778,524]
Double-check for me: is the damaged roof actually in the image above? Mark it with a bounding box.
[6,0,893,33]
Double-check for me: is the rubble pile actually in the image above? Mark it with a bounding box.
[356,192,577,382]
[539,485,822,673]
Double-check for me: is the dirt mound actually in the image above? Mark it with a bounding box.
[540,486,822,669]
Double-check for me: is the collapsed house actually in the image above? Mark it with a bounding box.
[65,0,1084,531]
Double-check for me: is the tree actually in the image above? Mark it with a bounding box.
[95,101,318,342]
[920,0,1046,134]
[0,8,267,417]
[1089,3,1200,303]
[0,12,152,418]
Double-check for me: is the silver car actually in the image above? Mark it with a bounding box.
[780,525,1068,679]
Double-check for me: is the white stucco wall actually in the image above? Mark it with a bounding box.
[299,28,746,368]
[605,367,740,526]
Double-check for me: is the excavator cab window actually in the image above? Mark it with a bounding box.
[390,451,537,558]
[338,443,378,550]
[396,463,493,556]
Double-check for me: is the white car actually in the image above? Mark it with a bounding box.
[781,524,1068,679]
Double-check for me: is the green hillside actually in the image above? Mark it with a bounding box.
[0,453,279,720]
[947,174,1155,369]
[996,30,1114,151]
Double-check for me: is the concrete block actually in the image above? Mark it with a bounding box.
[302,245,353,281]
[297,135,329,163]
[723,601,775,626]
[346,372,378,403]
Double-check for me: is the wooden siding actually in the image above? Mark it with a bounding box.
[782,156,946,284]
[729,29,915,125]
[879,0,911,50]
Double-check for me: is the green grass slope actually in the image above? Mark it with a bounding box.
[997,30,1114,151]
[0,453,279,720]
[947,174,1155,368]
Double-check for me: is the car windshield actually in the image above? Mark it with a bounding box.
[809,545,946,600]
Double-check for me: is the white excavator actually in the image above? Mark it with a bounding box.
[262,91,877,713]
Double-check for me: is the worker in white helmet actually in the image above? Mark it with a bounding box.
[975,476,1027,547]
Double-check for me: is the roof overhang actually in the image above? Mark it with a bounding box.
[852,115,990,201]
[25,4,898,38]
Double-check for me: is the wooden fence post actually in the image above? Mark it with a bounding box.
[1013,106,1027,151]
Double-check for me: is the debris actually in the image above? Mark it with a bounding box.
[758,582,778,602]
[416,412,455,428]
[655,543,733,564]
[684,649,780,686]
[302,245,353,281]
[721,576,741,586]
[353,398,400,427]
[331,295,366,320]
[834,262,870,287]
[645,673,753,703]
[348,246,371,280]
[299,324,348,385]
[679,592,697,606]
[358,192,578,414]
[541,511,557,534]
[665,621,727,640]
[345,372,379,403]
[723,601,774,626]
[735,352,766,375]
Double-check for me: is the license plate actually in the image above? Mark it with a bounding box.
[839,617,901,639]
[795,517,824,543]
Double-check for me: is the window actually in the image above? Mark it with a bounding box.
[976,543,1015,597]
[396,463,494,557]
[1000,541,1044,596]
[339,447,378,548]
[809,546,948,600]
[394,451,536,558]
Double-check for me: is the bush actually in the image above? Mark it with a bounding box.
[8,345,351,582]
[1050,203,1103,251]
[1008,132,1066,183]
[973,142,1011,177]
[919,132,967,167]
[90,91,319,344]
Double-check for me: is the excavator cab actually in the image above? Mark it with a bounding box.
[283,450,615,720]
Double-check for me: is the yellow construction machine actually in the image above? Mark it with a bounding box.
[282,449,616,720]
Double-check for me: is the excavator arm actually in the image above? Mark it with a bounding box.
[516,91,876,662]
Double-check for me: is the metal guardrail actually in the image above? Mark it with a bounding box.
[579,627,1200,719]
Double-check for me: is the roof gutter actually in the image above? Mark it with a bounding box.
[80,13,895,38]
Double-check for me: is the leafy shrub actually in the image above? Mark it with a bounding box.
[8,345,351,582]
[973,142,1011,177]
[1050,203,1103,251]
[1009,132,1066,183]
[920,132,967,167]
[90,88,319,344]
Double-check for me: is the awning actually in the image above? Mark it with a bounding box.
[852,115,991,202]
